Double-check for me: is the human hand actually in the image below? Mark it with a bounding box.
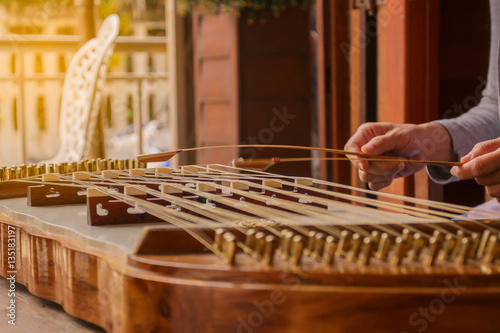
[345,122,453,190]
[451,138,500,201]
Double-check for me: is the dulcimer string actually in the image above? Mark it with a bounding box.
[65,168,416,259]
[188,165,477,237]
[13,166,500,229]
[226,163,500,223]
[146,163,500,252]
[14,165,498,234]
[223,165,500,238]
[232,157,459,171]
[82,171,346,241]
[58,172,316,259]
[78,165,488,241]
[114,166,438,239]
[137,144,464,167]
[53,169,408,252]
[113,170,374,238]
[9,164,500,262]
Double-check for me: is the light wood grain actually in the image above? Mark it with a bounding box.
[0,277,104,333]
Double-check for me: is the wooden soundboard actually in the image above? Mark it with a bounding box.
[0,163,499,332]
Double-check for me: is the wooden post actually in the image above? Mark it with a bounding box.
[317,0,351,184]
[377,0,440,201]
[167,1,196,166]
[75,0,96,44]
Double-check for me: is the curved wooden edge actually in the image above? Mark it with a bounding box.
[2,215,500,332]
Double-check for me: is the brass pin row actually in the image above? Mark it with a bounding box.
[0,158,148,181]
[214,226,500,268]
[275,229,376,266]
[213,228,279,266]
[303,228,500,267]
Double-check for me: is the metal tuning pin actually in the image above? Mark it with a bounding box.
[482,235,500,265]
[214,228,225,252]
[357,237,375,266]
[454,238,472,265]
[5,167,12,180]
[346,233,362,262]
[47,164,55,174]
[303,230,317,256]
[27,164,35,177]
[275,229,288,257]
[311,232,326,260]
[390,237,408,266]
[322,236,337,265]
[10,166,17,179]
[422,236,442,266]
[261,235,277,266]
[437,234,456,261]
[84,160,92,172]
[280,231,295,260]
[476,230,491,260]
[407,232,426,262]
[432,230,444,243]
[0,167,4,181]
[290,235,304,266]
[370,231,381,249]
[244,229,257,254]
[7,167,13,180]
[335,230,352,258]
[253,232,266,259]
[223,232,237,265]
[450,230,465,260]
[19,164,27,178]
[374,233,393,261]
[401,229,413,244]
[468,233,480,261]
[129,159,136,169]
[15,166,22,179]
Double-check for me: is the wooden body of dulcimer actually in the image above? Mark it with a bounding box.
[0,161,499,332]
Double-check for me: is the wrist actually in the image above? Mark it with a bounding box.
[418,122,456,162]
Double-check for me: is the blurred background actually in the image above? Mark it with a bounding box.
[0,0,492,206]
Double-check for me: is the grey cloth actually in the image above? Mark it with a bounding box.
[427,0,500,184]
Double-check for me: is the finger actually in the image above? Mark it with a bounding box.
[475,169,500,186]
[451,150,500,179]
[485,184,500,199]
[361,131,405,156]
[368,180,393,191]
[461,139,500,163]
[358,169,397,184]
[362,161,405,176]
[345,123,391,170]
[344,137,366,170]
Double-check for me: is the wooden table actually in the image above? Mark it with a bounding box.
[0,277,105,332]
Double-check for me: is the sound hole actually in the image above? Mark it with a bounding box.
[96,203,109,216]
[46,188,60,198]
[127,205,145,215]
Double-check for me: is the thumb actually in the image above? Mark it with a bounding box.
[462,138,500,163]
[361,133,400,156]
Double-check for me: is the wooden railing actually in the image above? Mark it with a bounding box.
[0,35,169,164]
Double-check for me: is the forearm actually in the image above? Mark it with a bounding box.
[417,122,456,162]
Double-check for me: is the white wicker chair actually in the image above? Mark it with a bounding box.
[43,14,120,163]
